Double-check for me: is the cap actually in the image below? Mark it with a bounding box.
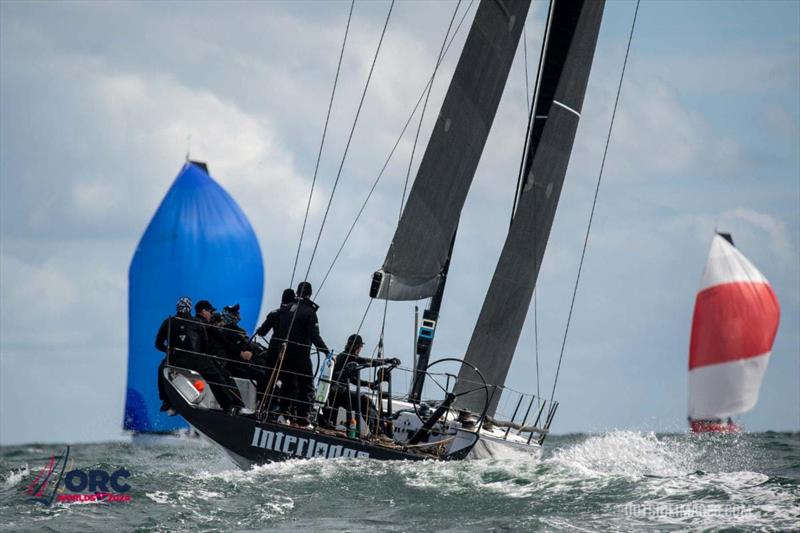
[195,300,216,313]
[345,334,364,353]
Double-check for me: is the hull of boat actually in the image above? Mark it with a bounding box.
[468,425,543,460]
[690,419,742,434]
[163,366,478,468]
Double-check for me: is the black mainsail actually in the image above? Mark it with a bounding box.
[371,0,531,301]
[454,0,605,415]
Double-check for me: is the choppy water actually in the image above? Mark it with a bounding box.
[1,431,798,532]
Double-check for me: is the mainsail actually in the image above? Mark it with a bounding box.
[124,161,263,433]
[371,0,531,301]
[455,0,605,414]
[688,233,780,427]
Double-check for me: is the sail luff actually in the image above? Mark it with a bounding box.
[371,0,532,301]
[454,0,605,415]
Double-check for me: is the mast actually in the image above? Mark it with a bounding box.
[409,234,455,402]
[370,0,532,302]
[454,0,605,415]
[688,233,780,430]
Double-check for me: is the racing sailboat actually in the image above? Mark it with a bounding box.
[164,0,607,467]
[688,233,780,433]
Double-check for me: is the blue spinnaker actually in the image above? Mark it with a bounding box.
[124,161,264,432]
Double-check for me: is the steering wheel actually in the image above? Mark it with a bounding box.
[410,357,489,426]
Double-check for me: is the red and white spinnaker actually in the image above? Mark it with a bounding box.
[688,233,780,433]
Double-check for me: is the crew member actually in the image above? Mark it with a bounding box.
[256,288,296,367]
[194,299,216,324]
[154,296,196,412]
[158,297,245,413]
[277,281,329,426]
[325,334,400,433]
[216,304,269,395]
[255,288,295,414]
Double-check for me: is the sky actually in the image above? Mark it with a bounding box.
[0,0,798,445]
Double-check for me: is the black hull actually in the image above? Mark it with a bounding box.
[164,370,476,468]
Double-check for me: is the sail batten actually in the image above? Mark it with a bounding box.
[455,0,605,415]
[372,0,532,301]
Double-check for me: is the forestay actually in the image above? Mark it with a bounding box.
[371,0,531,301]
[455,0,605,415]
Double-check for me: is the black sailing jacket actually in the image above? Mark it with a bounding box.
[276,298,329,357]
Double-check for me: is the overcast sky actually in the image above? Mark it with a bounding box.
[1,0,798,445]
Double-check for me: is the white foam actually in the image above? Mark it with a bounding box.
[2,464,30,488]
[548,431,697,479]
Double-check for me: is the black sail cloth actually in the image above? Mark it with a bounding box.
[454,0,605,415]
[372,0,532,301]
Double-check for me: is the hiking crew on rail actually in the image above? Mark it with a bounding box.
[157,281,388,427]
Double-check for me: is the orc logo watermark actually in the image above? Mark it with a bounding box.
[26,446,132,505]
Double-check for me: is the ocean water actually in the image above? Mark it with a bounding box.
[1,431,798,532]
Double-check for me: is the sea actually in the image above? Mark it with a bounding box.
[1,431,798,532]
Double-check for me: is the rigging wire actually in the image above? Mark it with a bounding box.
[315,0,476,297]
[521,24,541,402]
[510,0,553,225]
[303,0,395,282]
[290,0,355,287]
[262,2,394,414]
[549,0,640,404]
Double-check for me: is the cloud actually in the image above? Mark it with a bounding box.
[764,102,800,139]
[572,75,745,184]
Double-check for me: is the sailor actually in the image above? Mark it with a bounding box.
[154,296,195,412]
[161,297,245,414]
[216,304,269,395]
[194,299,216,324]
[256,288,296,366]
[278,281,329,426]
[254,289,295,414]
[325,334,400,433]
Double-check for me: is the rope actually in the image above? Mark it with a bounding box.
[303,0,395,281]
[315,0,475,297]
[290,0,355,287]
[549,0,640,403]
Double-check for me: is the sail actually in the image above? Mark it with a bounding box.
[455,0,605,414]
[688,234,780,422]
[371,0,532,301]
[124,161,264,433]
